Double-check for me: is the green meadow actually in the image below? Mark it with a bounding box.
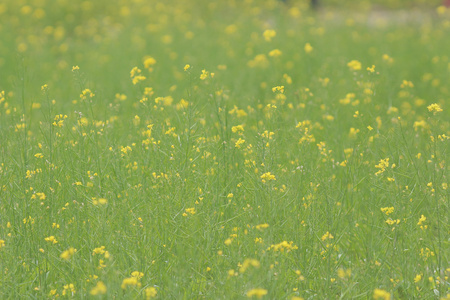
[0,0,449,299]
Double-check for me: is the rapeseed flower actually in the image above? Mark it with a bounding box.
[62,283,76,296]
[60,247,77,260]
[347,60,362,71]
[247,288,268,298]
[304,43,313,53]
[90,281,107,295]
[427,103,442,114]
[145,287,157,299]
[44,236,58,244]
[260,172,276,183]
[373,288,390,300]
[263,29,276,41]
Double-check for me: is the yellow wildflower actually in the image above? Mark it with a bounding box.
[247,288,268,298]
[373,288,390,300]
[427,103,442,114]
[90,281,107,295]
[145,287,157,299]
[263,29,276,41]
[44,236,58,244]
[347,60,362,71]
[60,247,77,260]
[304,43,313,54]
[260,172,276,183]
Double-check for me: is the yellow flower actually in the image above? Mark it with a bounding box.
[321,231,334,241]
[60,247,77,260]
[375,158,389,176]
[235,138,246,148]
[272,86,284,93]
[400,80,414,88]
[414,274,422,283]
[131,271,144,279]
[62,283,76,296]
[121,276,140,289]
[90,281,107,295]
[145,287,157,299]
[231,125,244,133]
[44,236,58,244]
[382,54,394,64]
[255,223,269,231]
[239,258,260,273]
[347,60,362,71]
[72,66,79,72]
[268,241,298,252]
[427,103,443,114]
[132,75,146,85]
[268,49,282,57]
[0,239,5,249]
[200,69,209,80]
[260,172,276,183]
[263,29,276,41]
[247,288,268,298]
[143,56,156,69]
[183,208,196,216]
[373,288,390,300]
[184,64,190,71]
[93,246,106,255]
[417,214,426,225]
[304,43,313,54]
[380,207,394,215]
[248,54,269,68]
[130,67,146,84]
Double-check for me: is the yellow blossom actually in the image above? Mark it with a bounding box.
[373,288,390,300]
[380,207,394,215]
[145,287,157,299]
[60,247,77,260]
[255,223,269,231]
[121,276,140,289]
[268,241,298,252]
[272,86,284,93]
[143,56,156,69]
[62,283,76,296]
[247,288,268,298]
[263,29,276,41]
[231,125,244,133]
[321,231,334,241]
[260,172,276,183]
[414,274,422,283]
[347,60,362,71]
[268,49,282,57]
[44,236,58,244]
[427,103,443,114]
[304,43,313,54]
[235,138,246,148]
[90,281,107,295]
[239,258,260,273]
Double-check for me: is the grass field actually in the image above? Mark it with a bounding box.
[0,0,449,299]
